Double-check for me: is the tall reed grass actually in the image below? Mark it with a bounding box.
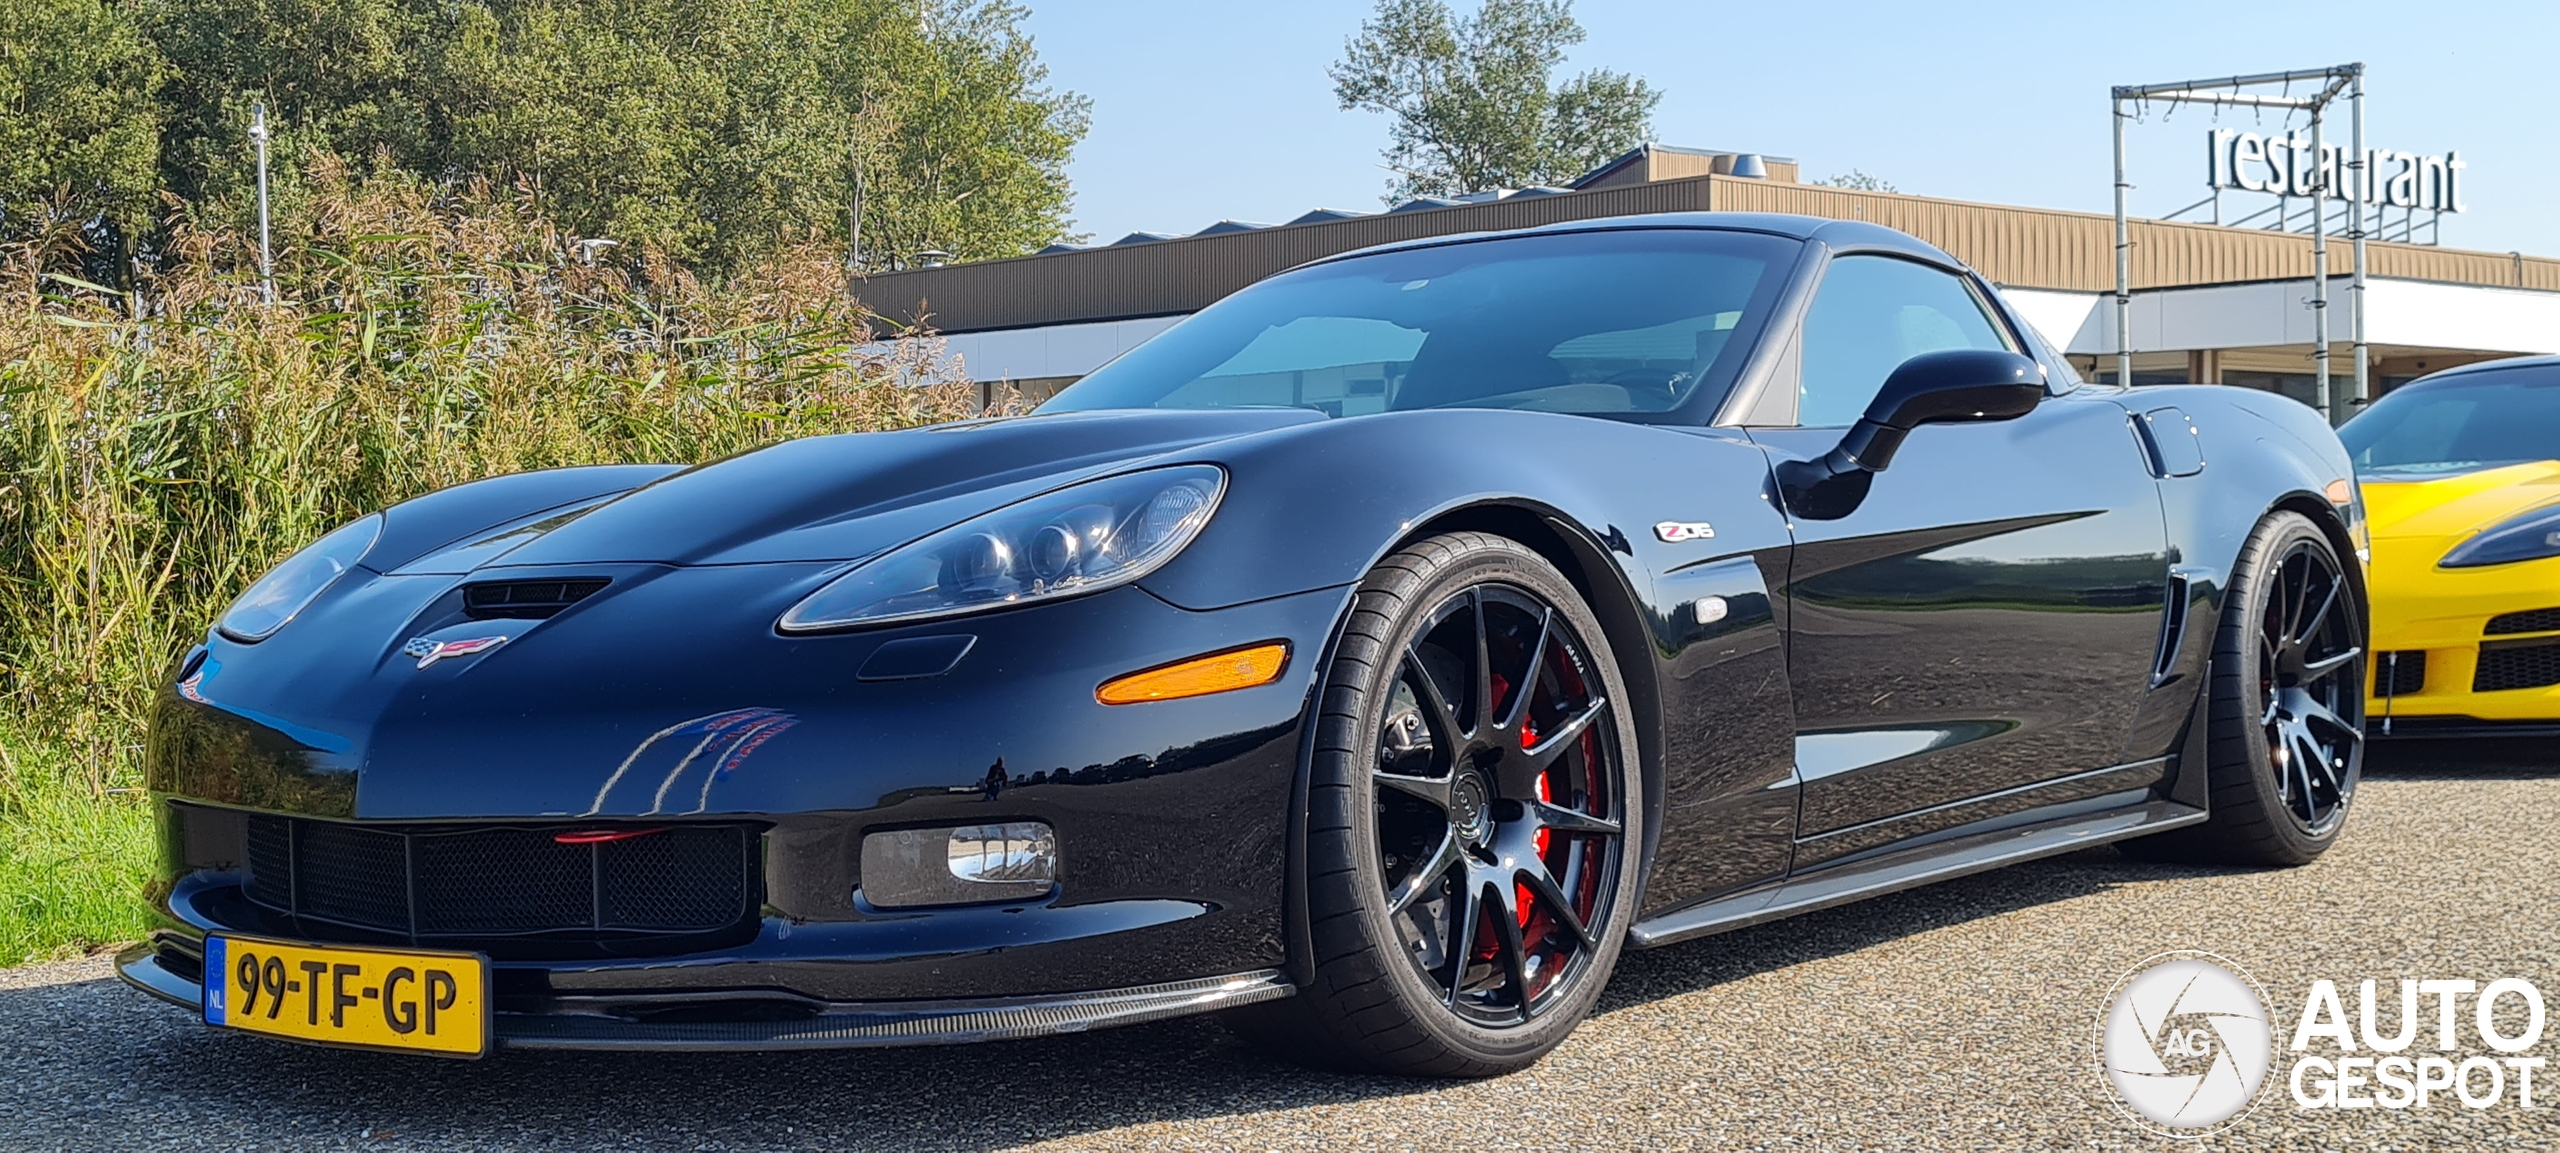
[0,160,983,961]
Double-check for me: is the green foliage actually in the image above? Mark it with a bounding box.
[0,165,992,961]
[139,0,1087,273]
[0,0,167,240]
[0,729,152,965]
[1816,169,1898,194]
[1331,0,1658,201]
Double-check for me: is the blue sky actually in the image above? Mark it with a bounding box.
[1020,0,2560,257]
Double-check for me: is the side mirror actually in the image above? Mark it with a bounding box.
[1778,349,2044,519]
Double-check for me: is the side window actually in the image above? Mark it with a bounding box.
[1797,256,2016,428]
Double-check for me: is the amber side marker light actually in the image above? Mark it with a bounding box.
[1098,642,1290,705]
[2325,478,2354,505]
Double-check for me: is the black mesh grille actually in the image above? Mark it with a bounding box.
[2486,607,2560,637]
[293,821,409,930]
[2477,641,2560,693]
[236,816,754,942]
[463,578,609,620]
[601,827,752,930]
[413,829,593,935]
[2376,651,2428,697]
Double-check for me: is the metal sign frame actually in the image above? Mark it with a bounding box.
[2113,64,2368,424]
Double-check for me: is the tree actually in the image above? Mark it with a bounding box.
[1816,169,1897,193]
[0,0,166,242]
[1331,0,1658,202]
[135,0,1085,273]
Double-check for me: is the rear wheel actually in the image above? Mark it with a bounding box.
[2127,511,2365,865]
[1235,532,1642,1077]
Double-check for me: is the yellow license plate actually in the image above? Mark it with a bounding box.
[203,935,489,1057]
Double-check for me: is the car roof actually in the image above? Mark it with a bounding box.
[2406,354,2560,387]
[1300,211,1963,273]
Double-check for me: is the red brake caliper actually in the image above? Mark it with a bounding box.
[1520,720,1547,929]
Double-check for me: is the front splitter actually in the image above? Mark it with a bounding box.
[119,944,1291,1052]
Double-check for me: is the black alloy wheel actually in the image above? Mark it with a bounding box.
[1374,583,1625,1025]
[2255,534,2365,835]
[2125,511,2365,866]
[1233,532,1642,1077]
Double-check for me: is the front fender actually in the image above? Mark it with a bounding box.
[1141,409,1786,612]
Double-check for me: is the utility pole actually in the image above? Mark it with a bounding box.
[2112,100,2133,389]
[2311,104,2330,422]
[2349,73,2371,412]
[251,102,275,305]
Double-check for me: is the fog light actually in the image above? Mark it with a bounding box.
[859,822,1057,908]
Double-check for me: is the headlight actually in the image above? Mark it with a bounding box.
[217,514,383,641]
[2440,504,2560,569]
[779,465,1225,632]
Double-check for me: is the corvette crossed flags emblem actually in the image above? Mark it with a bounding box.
[402,634,509,669]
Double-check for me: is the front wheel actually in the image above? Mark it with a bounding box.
[2127,511,2365,866]
[1234,532,1644,1077]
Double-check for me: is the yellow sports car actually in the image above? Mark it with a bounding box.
[2339,355,2560,737]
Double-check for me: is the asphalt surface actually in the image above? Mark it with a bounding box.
[4,738,2555,1151]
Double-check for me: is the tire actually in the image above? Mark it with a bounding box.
[2124,511,2366,866]
[1233,532,1644,1077]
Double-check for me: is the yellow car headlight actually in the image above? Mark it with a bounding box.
[2440,503,2560,569]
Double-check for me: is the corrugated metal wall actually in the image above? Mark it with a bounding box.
[1709,177,2560,293]
[859,173,2560,334]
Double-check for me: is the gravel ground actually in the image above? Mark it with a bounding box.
[3,738,2554,1151]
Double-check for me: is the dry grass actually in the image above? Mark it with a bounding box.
[0,160,987,962]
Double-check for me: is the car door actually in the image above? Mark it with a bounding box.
[1747,252,2171,865]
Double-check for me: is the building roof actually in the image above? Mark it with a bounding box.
[853,153,2560,337]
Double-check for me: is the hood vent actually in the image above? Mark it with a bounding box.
[464,578,610,620]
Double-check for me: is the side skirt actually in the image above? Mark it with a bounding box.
[1627,790,2206,949]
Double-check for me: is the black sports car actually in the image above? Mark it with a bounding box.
[122,212,2371,1075]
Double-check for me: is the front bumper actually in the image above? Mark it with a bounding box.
[2365,549,2560,731]
[117,938,1289,1051]
[132,577,1356,1047]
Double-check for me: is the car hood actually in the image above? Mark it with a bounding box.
[388,407,1325,572]
[2359,459,2560,542]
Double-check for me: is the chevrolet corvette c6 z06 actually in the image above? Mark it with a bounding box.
[123,213,2370,1076]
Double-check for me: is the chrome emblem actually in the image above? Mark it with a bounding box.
[1654,521,1716,543]
[403,634,509,669]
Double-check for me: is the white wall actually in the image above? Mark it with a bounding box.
[1998,288,2105,354]
[894,316,1183,383]
[2025,277,2560,357]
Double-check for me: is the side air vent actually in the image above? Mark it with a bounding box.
[2149,569,2197,683]
[2475,640,2560,693]
[464,578,609,620]
[2375,651,2427,697]
[2485,607,2560,637]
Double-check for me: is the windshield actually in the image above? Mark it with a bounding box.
[2339,363,2560,477]
[1039,228,1798,420]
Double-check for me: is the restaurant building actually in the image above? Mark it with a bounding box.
[853,143,2560,411]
